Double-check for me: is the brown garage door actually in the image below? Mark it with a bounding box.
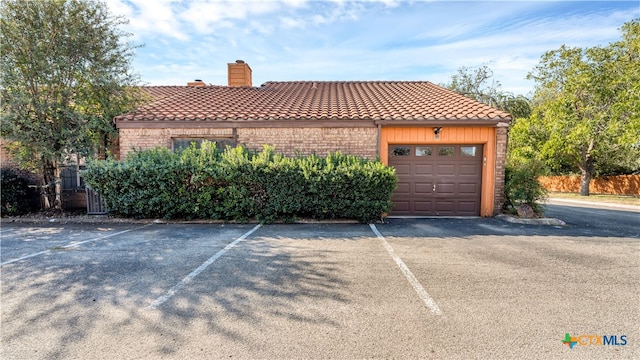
[389,144,483,216]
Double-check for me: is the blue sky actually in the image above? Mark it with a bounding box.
[105,0,639,95]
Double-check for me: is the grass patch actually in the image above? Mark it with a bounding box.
[548,192,640,206]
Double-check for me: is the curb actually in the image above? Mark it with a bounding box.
[0,216,361,225]
[496,214,566,226]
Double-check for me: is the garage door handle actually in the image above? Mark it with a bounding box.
[433,184,436,192]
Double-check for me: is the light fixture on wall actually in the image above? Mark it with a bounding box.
[434,127,442,139]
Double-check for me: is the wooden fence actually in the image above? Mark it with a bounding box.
[85,187,109,214]
[537,175,640,195]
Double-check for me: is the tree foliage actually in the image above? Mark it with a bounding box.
[522,19,640,195]
[0,0,141,210]
[444,63,532,119]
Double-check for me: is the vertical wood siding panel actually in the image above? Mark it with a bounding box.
[410,127,418,142]
[441,128,449,142]
[422,128,431,142]
[402,128,411,142]
[389,127,397,143]
[380,128,389,165]
[481,127,497,216]
[464,127,473,142]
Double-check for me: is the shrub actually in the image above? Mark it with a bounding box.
[1,168,39,216]
[83,143,397,223]
[504,160,548,216]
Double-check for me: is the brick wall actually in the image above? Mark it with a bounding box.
[493,124,509,214]
[237,127,378,158]
[119,127,378,159]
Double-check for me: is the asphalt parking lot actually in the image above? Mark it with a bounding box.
[1,213,638,359]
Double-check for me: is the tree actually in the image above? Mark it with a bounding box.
[444,63,532,118]
[526,19,640,195]
[0,0,142,210]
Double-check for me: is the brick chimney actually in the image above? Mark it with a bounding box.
[227,60,252,87]
[187,79,206,87]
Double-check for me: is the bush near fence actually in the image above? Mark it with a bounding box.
[83,143,397,223]
[1,168,40,216]
[537,175,640,195]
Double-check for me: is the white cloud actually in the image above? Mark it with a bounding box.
[105,0,189,40]
[280,16,304,28]
[110,0,639,94]
[311,14,329,25]
[179,1,280,33]
[282,0,308,7]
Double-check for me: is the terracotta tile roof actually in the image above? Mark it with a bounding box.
[139,86,187,101]
[116,81,511,123]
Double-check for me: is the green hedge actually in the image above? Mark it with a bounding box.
[83,143,397,223]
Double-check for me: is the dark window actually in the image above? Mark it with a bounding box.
[172,138,236,152]
[438,146,455,157]
[61,165,85,190]
[392,146,410,156]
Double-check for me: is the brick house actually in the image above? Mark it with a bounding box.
[116,60,512,217]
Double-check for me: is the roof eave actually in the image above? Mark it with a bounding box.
[115,118,378,129]
[374,118,511,127]
[115,117,512,129]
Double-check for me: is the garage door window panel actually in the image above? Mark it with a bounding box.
[392,146,411,156]
[416,146,432,156]
[461,146,478,157]
[438,146,455,157]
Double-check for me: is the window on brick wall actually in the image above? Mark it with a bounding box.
[61,165,86,190]
[60,155,86,190]
[172,138,236,152]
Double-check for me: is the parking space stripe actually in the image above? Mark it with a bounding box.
[147,224,262,310]
[369,224,442,315]
[0,224,153,266]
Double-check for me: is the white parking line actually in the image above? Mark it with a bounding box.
[147,223,262,310]
[369,224,442,315]
[0,224,153,266]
